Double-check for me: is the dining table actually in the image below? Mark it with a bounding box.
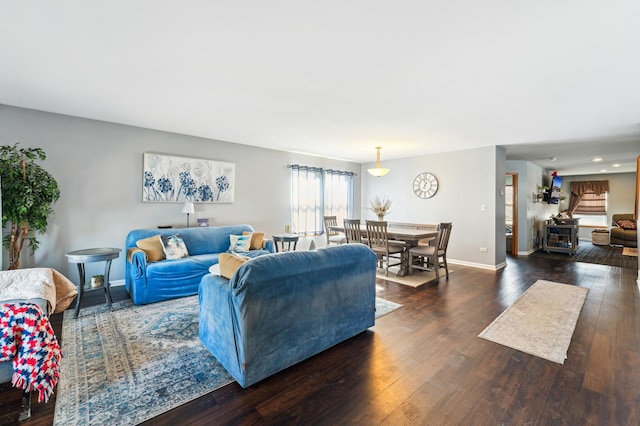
[329,224,438,277]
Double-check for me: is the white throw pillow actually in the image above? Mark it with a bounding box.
[161,234,189,260]
[229,234,251,253]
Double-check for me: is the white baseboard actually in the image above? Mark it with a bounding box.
[110,279,125,287]
[447,259,506,271]
[518,248,537,256]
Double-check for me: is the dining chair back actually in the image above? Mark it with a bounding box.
[408,222,452,280]
[343,218,363,243]
[323,216,346,245]
[365,220,405,276]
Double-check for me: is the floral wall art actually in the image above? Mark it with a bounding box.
[143,153,235,203]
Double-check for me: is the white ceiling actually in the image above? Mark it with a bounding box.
[1,1,639,174]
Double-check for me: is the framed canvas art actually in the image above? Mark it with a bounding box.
[143,153,235,203]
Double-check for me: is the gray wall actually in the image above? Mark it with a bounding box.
[362,145,505,270]
[2,105,531,284]
[506,160,559,254]
[0,105,362,281]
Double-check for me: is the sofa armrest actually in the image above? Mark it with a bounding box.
[263,239,275,253]
[127,248,148,280]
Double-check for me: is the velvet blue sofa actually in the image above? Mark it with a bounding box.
[198,243,377,388]
[125,225,274,305]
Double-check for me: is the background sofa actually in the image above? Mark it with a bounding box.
[199,243,377,388]
[610,214,637,248]
[125,225,273,305]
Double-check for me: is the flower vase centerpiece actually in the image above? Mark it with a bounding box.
[369,195,392,221]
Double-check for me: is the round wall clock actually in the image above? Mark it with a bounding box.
[413,172,439,199]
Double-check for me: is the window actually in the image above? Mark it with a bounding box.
[289,165,354,235]
[572,191,608,226]
[573,191,607,215]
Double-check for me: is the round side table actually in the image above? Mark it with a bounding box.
[65,247,121,317]
[272,234,299,252]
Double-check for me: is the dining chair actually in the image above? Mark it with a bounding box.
[365,220,405,276]
[323,216,346,245]
[408,222,452,280]
[416,223,439,246]
[343,218,363,243]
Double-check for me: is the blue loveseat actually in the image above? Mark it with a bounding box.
[125,225,274,305]
[199,243,377,388]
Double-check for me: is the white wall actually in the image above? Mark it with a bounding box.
[0,105,362,280]
[362,145,505,270]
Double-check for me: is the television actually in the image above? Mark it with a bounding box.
[548,175,563,204]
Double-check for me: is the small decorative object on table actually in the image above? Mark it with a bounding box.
[368,195,392,220]
[197,218,210,227]
[90,275,104,288]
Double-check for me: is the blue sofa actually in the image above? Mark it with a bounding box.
[199,243,377,388]
[125,225,274,305]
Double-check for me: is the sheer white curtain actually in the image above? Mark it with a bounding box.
[290,165,324,235]
[289,165,355,236]
[324,170,354,225]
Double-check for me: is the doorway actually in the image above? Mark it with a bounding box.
[506,173,518,256]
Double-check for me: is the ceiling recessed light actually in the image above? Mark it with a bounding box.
[612,163,620,167]
[600,169,607,172]
[549,157,557,162]
[592,157,603,162]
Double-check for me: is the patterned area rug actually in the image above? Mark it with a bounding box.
[529,241,637,269]
[54,294,400,425]
[478,280,588,364]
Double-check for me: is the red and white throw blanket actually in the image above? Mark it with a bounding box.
[0,302,62,402]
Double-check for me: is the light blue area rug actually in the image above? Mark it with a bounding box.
[54,295,401,425]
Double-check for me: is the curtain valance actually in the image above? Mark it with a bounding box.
[570,180,609,196]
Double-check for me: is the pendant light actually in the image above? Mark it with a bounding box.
[367,146,390,177]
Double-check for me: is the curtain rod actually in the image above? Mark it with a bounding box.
[287,164,357,176]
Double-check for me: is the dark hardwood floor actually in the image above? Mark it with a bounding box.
[8,253,640,425]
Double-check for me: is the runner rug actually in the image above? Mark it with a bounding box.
[54,294,400,425]
[478,280,588,364]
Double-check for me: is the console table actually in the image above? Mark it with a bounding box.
[65,247,121,317]
[543,222,579,255]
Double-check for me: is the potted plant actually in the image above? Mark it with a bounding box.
[0,143,60,269]
[91,274,104,288]
[368,195,392,220]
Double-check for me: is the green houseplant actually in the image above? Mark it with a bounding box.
[0,143,60,269]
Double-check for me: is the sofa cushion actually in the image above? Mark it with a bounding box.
[161,234,190,260]
[229,234,251,253]
[243,231,265,250]
[219,253,250,279]
[136,235,166,262]
[616,219,637,230]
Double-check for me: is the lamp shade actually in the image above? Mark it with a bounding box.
[181,201,195,214]
[367,146,390,177]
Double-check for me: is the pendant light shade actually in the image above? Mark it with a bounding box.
[367,146,390,177]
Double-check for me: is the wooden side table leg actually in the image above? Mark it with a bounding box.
[74,263,85,318]
[103,259,113,310]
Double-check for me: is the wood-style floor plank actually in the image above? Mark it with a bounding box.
[3,252,639,425]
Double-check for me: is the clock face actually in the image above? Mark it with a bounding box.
[413,173,438,199]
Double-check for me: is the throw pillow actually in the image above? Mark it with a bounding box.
[218,252,250,279]
[229,234,251,253]
[161,234,190,260]
[616,219,637,230]
[243,231,265,250]
[136,235,166,262]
